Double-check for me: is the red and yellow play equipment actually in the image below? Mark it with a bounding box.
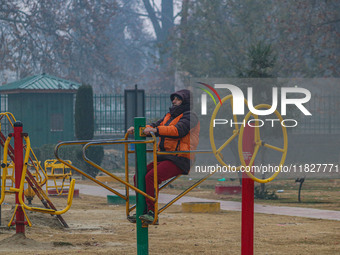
[1,122,75,232]
[0,113,72,231]
[210,97,288,254]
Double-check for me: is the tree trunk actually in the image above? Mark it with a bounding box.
[143,0,175,92]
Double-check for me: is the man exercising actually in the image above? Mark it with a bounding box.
[127,89,200,224]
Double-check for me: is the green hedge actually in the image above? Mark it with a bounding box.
[33,143,104,178]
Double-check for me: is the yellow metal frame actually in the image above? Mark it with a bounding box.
[1,135,32,227]
[55,139,128,198]
[3,135,76,215]
[238,104,288,183]
[0,137,10,204]
[44,159,73,195]
[81,132,214,225]
[25,148,48,186]
[80,132,215,225]
[0,112,16,127]
[82,134,157,203]
[55,137,155,200]
[8,204,32,227]
[1,160,15,191]
[54,135,160,225]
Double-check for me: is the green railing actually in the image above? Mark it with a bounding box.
[0,94,11,135]
[2,93,339,135]
[94,94,170,135]
[0,94,7,113]
[291,94,340,134]
[94,94,125,135]
[145,94,171,122]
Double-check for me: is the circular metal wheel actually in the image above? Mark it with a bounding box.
[209,95,248,169]
[238,104,288,183]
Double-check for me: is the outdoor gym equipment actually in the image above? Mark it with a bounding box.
[209,95,288,183]
[0,115,70,230]
[54,93,287,255]
[210,94,249,170]
[0,160,15,191]
[209,95,288,255]
[238,104,288,183]
[0,91,287,253]
[54,126,161,225]
[2,127,75,215]
[44,159,73,195]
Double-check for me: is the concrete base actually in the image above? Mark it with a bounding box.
[96,176,115,182]
[47,189,79,198]
[182,202,220,213]
[107,195,136,205]
[215,185,242,195]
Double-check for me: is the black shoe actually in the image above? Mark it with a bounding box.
[139,210,159,225]
[127,214,136,223]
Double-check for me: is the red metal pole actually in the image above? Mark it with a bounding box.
[14,121,25,234]
[241,123,255,255]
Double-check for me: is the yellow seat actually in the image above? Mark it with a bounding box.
[1,161,15,192]
[44,159,72,195]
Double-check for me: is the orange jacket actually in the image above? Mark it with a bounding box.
[157,113,200,159]
[152,112,200,160]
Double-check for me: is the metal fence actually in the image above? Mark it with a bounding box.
[94,94,170,135]
[91,93,340,135]
[0,94,7,113]
[94,94,125,134]
[0,94,10,135]
[292,94,340,134]
[2,93,339,135]
[145,94,171,122]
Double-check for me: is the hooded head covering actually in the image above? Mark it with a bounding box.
[169,89,193,117]
[170,89,193,107]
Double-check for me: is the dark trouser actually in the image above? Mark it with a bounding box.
[134,160,182,212]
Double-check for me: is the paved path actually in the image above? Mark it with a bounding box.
[74,183,340,221]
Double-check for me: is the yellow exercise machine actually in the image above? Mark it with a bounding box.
[1,134,75,216]
[209,96,288,183]
[44,159,73,195]
[0,114,71,229]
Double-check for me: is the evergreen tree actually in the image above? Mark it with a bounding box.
[75,84,103,177]
[239,41,276,78]
[75,84,94,140]
[239,41,277,191]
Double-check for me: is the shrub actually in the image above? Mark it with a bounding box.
[75,84,94,140]
[254,186,278,200]
[33,144,83,169]
[33,143,104,178]
[74,84,103,177]
[77,145,104,177]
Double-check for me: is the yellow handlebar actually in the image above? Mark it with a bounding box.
[0,112,16,127]
[81,137,157,202]
[0,136,12,205]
